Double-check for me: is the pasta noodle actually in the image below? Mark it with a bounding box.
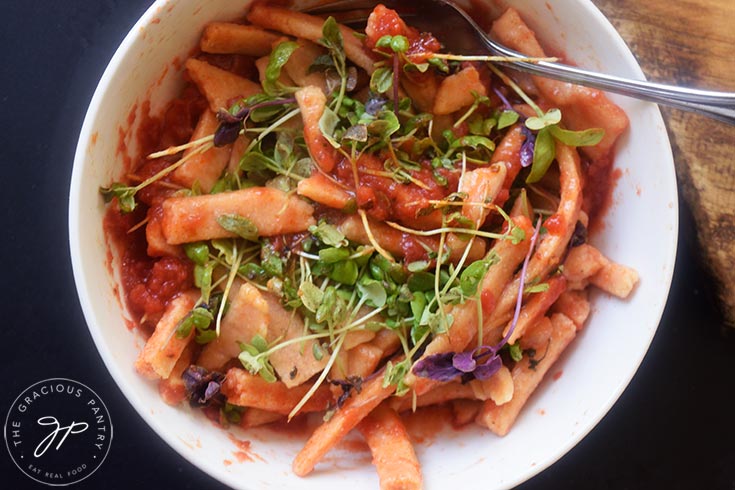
[101,3,640,487]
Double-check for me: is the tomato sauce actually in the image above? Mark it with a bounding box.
[584,152,621,232]
[106,77,207,330]
[365,4,441,63]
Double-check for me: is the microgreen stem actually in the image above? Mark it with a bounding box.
[385,222,512,242]
[496,217,542,350]
[358,210,395,262]
[216,244,244,337]
[147,134,215,159]
[487,63,543,117]
[289,333,345,420]
[135,142,214,193]
[244,108,301,154]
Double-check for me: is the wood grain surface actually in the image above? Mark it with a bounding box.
[594,0,735,326]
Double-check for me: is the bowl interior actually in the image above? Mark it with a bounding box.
[69,0,678,488]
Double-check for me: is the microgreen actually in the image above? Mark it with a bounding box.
[182,366,225,407]
[216,214,259,241]
[382,358,412,396]
[238,334,277,383]
[508,341,523,362]
[263,41,299,96]
[316,17,349,113]
[413,218,543,383]
[370,67,393,94]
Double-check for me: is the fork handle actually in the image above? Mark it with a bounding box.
[490,45,735,125]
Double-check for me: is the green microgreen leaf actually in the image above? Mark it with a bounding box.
[460,258,495,297]
[525,107,562,131]
[216,214,259,241]
[309,222,347,247]
[175,306,214,339]
[370,67,394,94]
[238,336,277,383]
[357,278,387,308]
[524,281,550,294]
[184,242,209,266]
[194,262,214,304]
[382,359,411,396]
[211,239,236,265]
[99,183,137,213]
[526,127,556,184]
[299,281,324,313]
[319,247,351,263]
[368,110,401,139]
[319,107,342,149]
[263,41,299,96]
[312,342,325,361]
[508,342,523,362]
[390,35,409,53]
[497,110,520,130]
[549,125,605,147]
[329,260,359,285]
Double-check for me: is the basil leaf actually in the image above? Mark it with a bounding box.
[526,127,556,183]
[370,67,393,94]
[216,214,259,241]
[549,125,605,147]
[263,41,299,95]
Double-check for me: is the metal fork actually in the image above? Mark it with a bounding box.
[305,0,735,124]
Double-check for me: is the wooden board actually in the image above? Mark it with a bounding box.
[593,0,735,326]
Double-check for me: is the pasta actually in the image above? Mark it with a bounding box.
[101,3,639,487]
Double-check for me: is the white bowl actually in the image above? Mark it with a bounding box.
[69,0,678,488]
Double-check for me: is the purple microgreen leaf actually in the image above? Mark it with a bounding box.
[216,108,243,125]
[412,352,461,382]
[520,126,535,168]
[472,354,502,380]
[214,122,243,147]
[570,221,588,248]
[182,365,225,407]
[330,375,363,408]
[452,351,477,373]
[365,93,388,115]
[213,97,296,148]
[204,380,221,403]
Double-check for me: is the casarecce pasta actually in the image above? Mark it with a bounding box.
[101,3,639,488]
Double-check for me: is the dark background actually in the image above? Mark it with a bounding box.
[1,1,733,489]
